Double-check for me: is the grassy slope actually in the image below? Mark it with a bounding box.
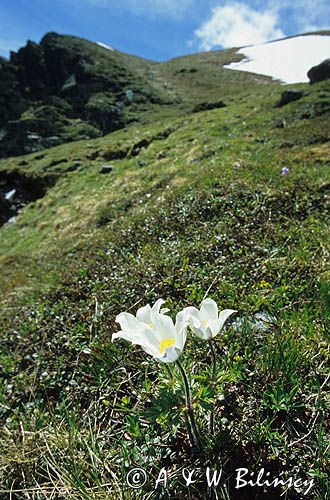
[0,60,329,498]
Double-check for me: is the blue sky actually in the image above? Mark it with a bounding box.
[0,0,329,60]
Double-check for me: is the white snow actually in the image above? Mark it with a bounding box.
[224,35,330,84]
[97,42,115,51]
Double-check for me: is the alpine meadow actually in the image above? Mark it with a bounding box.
[0,30,329,499]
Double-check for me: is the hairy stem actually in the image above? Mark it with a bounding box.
[208,339,217,435]
[164,363,174,381]
[176,360,203,451]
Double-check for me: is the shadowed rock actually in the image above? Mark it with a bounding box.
[0,33,166,158]
[308,59,330,84]
[0,170,57,226]
[276,90,303,107]
[99,165,114,174]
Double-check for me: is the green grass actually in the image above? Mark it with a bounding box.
[0,74,329,498]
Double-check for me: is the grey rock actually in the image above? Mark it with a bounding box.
[193,100,226,113]
[27,133,42,141]
[99,164,114,174]
[233,312,275,333]
[45,136,61,146]
[138,160,147,167]
[276,90,303,107]
[66,165,78,172]
[61,73,77,92]
[308,59,330,84]
[66,161,81,172]
[0,128,7,141]
[5,189,16,201]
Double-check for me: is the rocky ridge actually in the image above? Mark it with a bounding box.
[0,33,166,158]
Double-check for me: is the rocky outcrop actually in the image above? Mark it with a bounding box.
[308,59,330,84]
[0,170,57,226]
[85,93,126,132]
[276,90,303,107]
[193,101,226,113]
[0,33,165,158]
[99,165,114,174]
[0,58,26,129]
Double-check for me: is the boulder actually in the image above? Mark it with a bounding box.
[193,101,226,113]
[66,161,81,172]
[99,164,114,174]
[308,59,330,84]
[61,74,77,92]
[276,90,303,107]
[0,195,13,225]
[0,170,55,226]
[85,93,126,133]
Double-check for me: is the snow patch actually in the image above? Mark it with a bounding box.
[224,35,330,84]
[97,42,115,51]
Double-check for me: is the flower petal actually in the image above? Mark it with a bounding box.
[115,312,143,334]
[151,298,166,314]
[136,299,165,324]
[174,320,188,350]
[155,345,181,363]
[218,309,237,332]
[175,308,190,329]
[192,326,211,340]
[207,318,222,337]
[112,330,132,342]
[113,328,159,356]
[136,304,152,324]
[179,306,199,322]
[150,311,176,340]
[200,298,218,321]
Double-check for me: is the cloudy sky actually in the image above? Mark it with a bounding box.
[0,0,329,60]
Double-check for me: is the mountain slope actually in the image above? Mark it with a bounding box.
[0,32,293,159]
[1,32,328,159]
[0,32,329,499]
[0,32,171,158]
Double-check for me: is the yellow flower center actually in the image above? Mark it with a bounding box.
[149,322,154,330]
[160,337,175,354]
[203,320,209,327]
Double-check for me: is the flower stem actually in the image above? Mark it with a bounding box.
[164,363,174,382]
[208,339,217,435]
[176,360,203,451]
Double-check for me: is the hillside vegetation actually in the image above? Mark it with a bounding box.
[0,33,329,499]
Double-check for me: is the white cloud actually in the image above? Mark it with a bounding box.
[271,0,330,32]
[195,2,284,50]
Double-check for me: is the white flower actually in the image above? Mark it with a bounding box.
[112,299,187,363]
[180,298,236,340]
